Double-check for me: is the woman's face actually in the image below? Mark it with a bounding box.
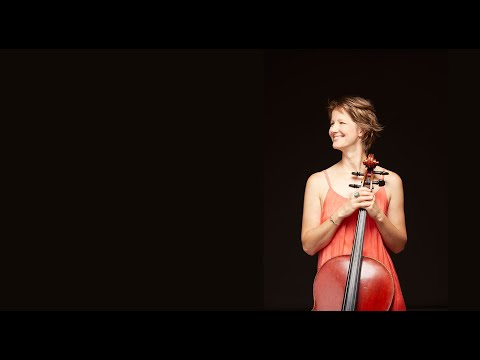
[329,108,363,150]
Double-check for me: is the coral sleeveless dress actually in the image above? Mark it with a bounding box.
[316,170,406,311]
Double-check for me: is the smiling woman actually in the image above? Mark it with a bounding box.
[329,97,384,156]
[300,95,407,311]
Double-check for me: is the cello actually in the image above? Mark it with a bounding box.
[312,154,394,311]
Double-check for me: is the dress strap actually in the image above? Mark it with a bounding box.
[323,170,331,188]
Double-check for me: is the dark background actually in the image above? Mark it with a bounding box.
[1,49,263,310]
[264,49,448,310]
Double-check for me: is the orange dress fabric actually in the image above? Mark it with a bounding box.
[317,170,406,311]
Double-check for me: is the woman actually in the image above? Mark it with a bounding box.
[301,96,407,311]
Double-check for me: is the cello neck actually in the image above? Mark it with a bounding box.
[342,208,367,311]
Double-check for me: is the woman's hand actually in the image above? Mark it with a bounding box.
[338,188,382,220]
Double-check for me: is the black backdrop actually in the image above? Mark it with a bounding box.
[264,49,448,310]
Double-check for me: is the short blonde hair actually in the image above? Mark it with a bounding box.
[327,96,384,153]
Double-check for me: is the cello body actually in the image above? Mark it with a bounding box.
[312,255,394,311]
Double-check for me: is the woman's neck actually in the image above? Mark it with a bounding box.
[340,149,367,173]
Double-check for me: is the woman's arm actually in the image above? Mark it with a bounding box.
[301,173,343,256]
[368,171,408,254]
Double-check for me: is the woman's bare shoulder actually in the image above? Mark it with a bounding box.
[307,168,331,181]
[378,166,402,183]
[307,171,324,181]
[305,170,329,192]
[377,166,403,193]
